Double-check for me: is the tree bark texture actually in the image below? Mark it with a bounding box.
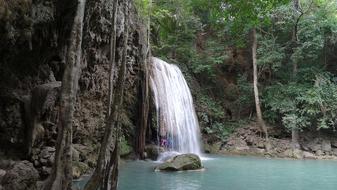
[252,28,269,144]
[136,4,151,159]
[83,1,129,190]
[291,0,301,148]
[108,0,119,116]
[43,0,86,189]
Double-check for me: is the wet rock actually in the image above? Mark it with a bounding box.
[306,138,321,152]
[303,151,316,159]
[41,166,51,177]
[72,162,89,179]
[73,144,93,162]
[331,140,337,148]
[36,146,56,167]
[145,145,164,160]
[40,146,55,159]
[227,138,249,151]
[155,154,202,171]
[316,150,324,156]
[332,148,337,156]
[39,158,48,166]
[72,147,80,162]
[322,140,331,152]
[251,148,265,154]
[256,141,265,149]
[281,149,293,158]
[2,161,39,190]
[47,153,55,166]
[293,149,303,159]
[204,142,222,154]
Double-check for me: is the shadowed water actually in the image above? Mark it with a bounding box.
[73,155,337,190]
[150,57,201,158]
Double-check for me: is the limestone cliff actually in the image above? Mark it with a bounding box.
[0,0,147,179]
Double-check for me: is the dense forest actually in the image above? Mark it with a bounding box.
[0,0,337,190]
[142,0,337,154]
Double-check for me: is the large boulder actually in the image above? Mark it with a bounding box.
[1,161,39,190]
[154,154,202,171]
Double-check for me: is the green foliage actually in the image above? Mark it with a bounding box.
[233,74,254,116]
[198,93,224,120]
[204,120,248,141]
[222,0,291,44]
[119,135,132,156]
[190,36,229,76]
[257,34,285,72]
[150,0,202,60]
[264,74,337,131]
[135,0,152,19]
[134,0,337,136]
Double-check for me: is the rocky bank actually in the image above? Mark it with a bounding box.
[205,122,337,160]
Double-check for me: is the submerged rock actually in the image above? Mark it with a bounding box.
[154,154,202,171]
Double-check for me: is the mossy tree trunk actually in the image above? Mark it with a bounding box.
[43,0,86,189]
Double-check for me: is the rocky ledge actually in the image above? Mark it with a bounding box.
[205,123,337,160]
[154,154,203,172]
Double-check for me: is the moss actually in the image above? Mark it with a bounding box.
[119,136,132,157]
[72,161,89,179]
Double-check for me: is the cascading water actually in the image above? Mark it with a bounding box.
[149,57,202,161]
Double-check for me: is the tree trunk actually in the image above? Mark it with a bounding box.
[83,1,129,189]
[252,28,270,149]
[108,0,119,115]
[291,0,301,149]
[136,1,151,159]
[136,49,149,159]
[43,0,86,189]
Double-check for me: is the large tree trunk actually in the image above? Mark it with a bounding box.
[83,1,129,189]
[136,48,149,159]
[43,0,86,189]
[136,1,151,159]
[252,28,270,150]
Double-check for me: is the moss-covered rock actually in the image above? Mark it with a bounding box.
[72,161,89,179]
[145,145,164,160]
[204,142,222,154]
[154,154,202,171]
[119,136,133,157]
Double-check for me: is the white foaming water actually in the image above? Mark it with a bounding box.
[149,57,202,161]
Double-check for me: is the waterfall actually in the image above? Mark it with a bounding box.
[149,57,202,160]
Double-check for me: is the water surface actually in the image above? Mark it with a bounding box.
[74,155,337,190]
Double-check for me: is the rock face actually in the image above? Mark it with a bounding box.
[219,123,337,159]
[0,0,148,181]
[145,145,164,160]
[155,154,202,171]
[1,161,39,190]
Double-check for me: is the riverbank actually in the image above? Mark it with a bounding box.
[204,122,337,160]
